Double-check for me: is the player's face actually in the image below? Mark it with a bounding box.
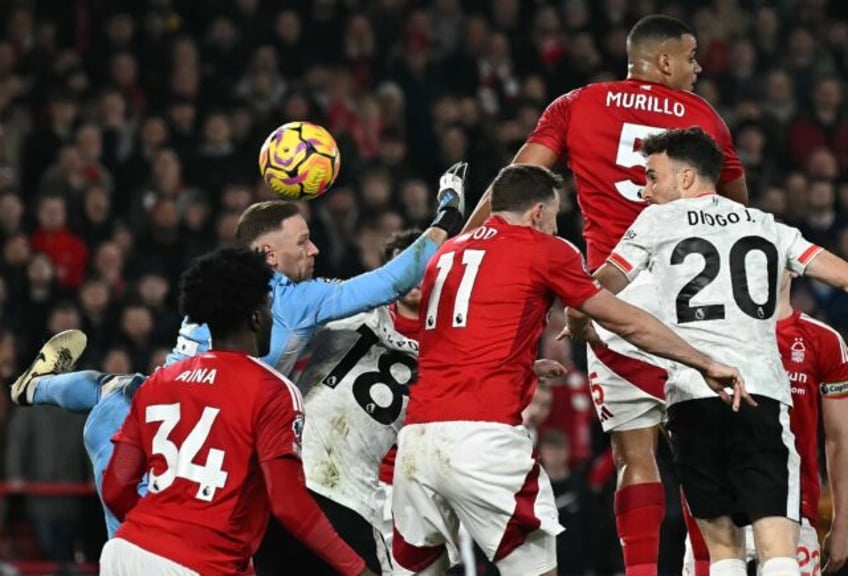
[665,34,701,91]
[256,214,319,281]
[643,152,683,205]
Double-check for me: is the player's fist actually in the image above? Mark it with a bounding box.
[430,162,468,236]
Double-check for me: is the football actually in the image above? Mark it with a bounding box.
[258,121,341,200]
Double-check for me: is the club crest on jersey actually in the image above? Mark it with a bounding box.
[791,338,806,364]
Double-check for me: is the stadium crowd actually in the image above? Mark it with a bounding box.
[0,0,847,573]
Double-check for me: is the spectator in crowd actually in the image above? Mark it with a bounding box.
[2,0,848,572]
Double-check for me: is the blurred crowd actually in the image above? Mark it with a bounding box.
[0,0,846,572]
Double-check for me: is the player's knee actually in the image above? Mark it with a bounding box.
[611,427,660,481]
[751,517,799,562]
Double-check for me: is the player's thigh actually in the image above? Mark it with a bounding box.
[797,519,820,576]
[100,538,199,576]
[727,397,801,526]
[587,339,667,434]
[667,399,736,519]
[430,422,563,564]
[392,425,459,571]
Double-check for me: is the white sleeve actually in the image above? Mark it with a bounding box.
[775,222,823,274]
[606,208,655,281]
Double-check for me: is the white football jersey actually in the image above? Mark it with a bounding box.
[608,194,822,406]
[293,306,418,521]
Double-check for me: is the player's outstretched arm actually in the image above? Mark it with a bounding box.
[823,396,848,574]
[559,263,632,343]
[461,143,559,232]
[577,289,754,411]
[302,163,468,327]
[261,457,374,576]
[803,250,848,292]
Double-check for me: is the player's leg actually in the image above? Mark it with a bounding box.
[83,374,147,537]
[587,273,670,576]
[10,329,98,411]
[730,397,801,576]
[695,516,747,575]
[682,489,712,576]
[392,424,457,576]
[432,421,561,576]
[668,398,747,575]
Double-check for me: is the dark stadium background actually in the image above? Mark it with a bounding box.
[0,0,846,574]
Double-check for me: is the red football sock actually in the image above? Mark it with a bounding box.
[614,483,665,576]
[681,489,710,576]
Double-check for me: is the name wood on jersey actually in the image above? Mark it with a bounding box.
[606,91,685,117]
[175,368,218,384]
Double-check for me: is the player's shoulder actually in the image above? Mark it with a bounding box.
[798,313,848,348]
[244,355,304,410]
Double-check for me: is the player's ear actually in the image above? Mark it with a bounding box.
[249,309,261,333]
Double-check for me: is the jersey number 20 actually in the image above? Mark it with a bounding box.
[671,236,778,324]
[146,403,228,502]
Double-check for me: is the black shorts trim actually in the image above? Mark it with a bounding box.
[667,395,800,526]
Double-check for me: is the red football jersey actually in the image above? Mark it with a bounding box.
[777,312,848,526]
[406,216,601,426]
[113,351,304,576]
[527,79,743,270]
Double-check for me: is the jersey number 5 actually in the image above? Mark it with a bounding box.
[425,249,485,330]
[615,123,667,202]
[146,403,228,502]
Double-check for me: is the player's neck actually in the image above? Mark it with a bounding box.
[681,187,716,199]
[211,334,259,357]
[776,297,794,321]
[626,63,668,87]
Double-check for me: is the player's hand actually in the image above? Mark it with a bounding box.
[701,361,756,412]
[556,307,603,346]
[823,528,848,574]
[430,162,467,236]
[533,358,567,378]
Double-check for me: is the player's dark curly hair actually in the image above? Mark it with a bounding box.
[235,201,300,246]
[490,164,564,213]
[179,247,273,340]
[627,15,693,49]
[641,127,724,184]
[382,228,421,264]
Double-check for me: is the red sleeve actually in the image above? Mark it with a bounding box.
[712,111,744,184]
[261,457,365,576]
[255,375,304,462]
[102,441,146,521]
[816,327,848,399]
[538,236,602,308]
[525,90,579,158]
